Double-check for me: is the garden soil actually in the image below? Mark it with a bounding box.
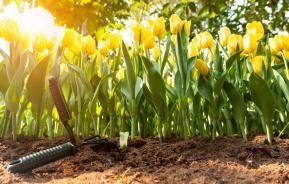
[1,135,289,184]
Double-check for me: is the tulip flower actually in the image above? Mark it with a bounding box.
[132,23,145,43]
[153,45,160,61]
[246,21,264,40]
[269,38,281,55]
[170,14,182,34]
[69,32,82,55]
[243,33,258,54]
[195,59,209,76]
[218,27,231,46]
[275,34,289,51]
[227,34,243,54]
[199,32,214,49]
[107,33,121,50]
[61,29,75,48]
[83,35,96,55]
[116,67,125,81]
[19,32,30,52]
[3,19,20,42]
[153,17,166,39]
[180,20,191,36]
[188,42,199,58]
[33,33,47,52]
[143,30,155,50]
[98,40,110,57]
[251,55,265,75]
[47,37,56,51]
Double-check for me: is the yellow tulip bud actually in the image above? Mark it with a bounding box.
[188,42,199,58]
[183,20,191,36]
[47,37,56,51]
[61,29,75,47]
[170,14,182,34]
[199,31,214,49]
[246,21,264,40]
[177,20,191,36]
[251,55,265,75]
[19,32,30,52]
[98,40,110,57]
[243,33,258,54]
[274,34,289,51]
[192,36,201,50]
[153,17,166,39]
[116,67,125,81]
[227,34,243,54]
[3,19,19,42]
[33,33,47,52]
[195,59,209,76]
[218,26,231,46]
[269,38,281,55]
[132,23,145,43]
[167,75,174,87]
[83,35,96,55]
[143,30,155,50]
[69,32,81,55]
[153,45,160,61]
[107,33,121,50]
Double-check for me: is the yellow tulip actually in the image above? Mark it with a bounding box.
[275,34,289,51]
[153,17,166,39]
[251,55,264,75]
[218,27,231,46]
[143,30,155,50]
[243,33,258,54]
[268,38,281,55]
[192,36,201,50]
[116,67,125,81]
[132,23,145,43]
[246,21,264,40]
[170,14,182,34]
[69,32,81,55]
[178,20,191,36]
[47,37,56,51]
[33,33,47,52]
[188,42,199,58]
[195,59,209,76]
[3,19,19,42]
[61,29,75,47]
[153,45,160,61]
[167,75,174,87]
[98,40,110,57]
[83,35,96,55]
[227,34,243,54]
[106,33,121,50]
[199,32,214,49]
[19,32,30,52]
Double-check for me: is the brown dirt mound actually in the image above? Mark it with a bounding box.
[1,135,289,184]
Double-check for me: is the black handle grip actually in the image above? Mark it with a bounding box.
[7,142,76,173]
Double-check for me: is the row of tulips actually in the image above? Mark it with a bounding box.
[0,14,289,145]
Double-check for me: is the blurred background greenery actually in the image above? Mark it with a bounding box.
[2,0,287,35]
